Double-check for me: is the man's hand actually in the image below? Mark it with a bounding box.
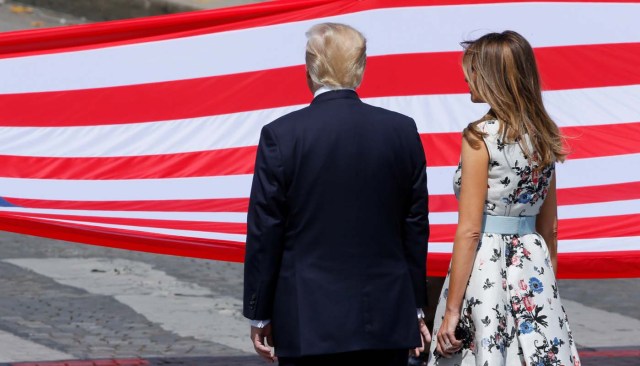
[250,324,276,363]
[412,317,432,357]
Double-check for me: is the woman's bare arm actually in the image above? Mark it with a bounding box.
[536,170,558,273]
[436,134,488,356]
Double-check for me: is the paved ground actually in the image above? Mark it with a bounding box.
[0,0,268,33]
[4,0,268,23]
[1,1,639,365]
[0,233,249,359]
[0,232,638,365]
[0,1,86,32]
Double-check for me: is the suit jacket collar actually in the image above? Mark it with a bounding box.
[311,89,360,105]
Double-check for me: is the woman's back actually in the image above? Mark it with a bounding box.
[453,119,555,217]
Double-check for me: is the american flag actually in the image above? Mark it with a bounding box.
[0,0,638,278]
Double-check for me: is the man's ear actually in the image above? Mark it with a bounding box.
[306,69,317,94]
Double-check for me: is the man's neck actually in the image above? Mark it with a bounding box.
[313,85,354,98]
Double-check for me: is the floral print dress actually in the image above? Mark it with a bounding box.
[427,120,581,366]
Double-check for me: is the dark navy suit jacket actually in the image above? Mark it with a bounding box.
[243,90,429,357]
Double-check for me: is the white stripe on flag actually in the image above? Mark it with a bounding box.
[1,3,639,93]
[2,85,639,157]
[558,199,640,219]
[0,153,638,199]
[0,175,254,200]
[428,199,640,224]
[32,216,247,243]
[406,236,640,253]
[428,153,640,195]
[555,153,640,189]
[0,207,247,223]
[558,236,640,253]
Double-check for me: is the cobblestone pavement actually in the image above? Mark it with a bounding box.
[0,232,638,365]
[0,233,248,361]
[0,262,237,359]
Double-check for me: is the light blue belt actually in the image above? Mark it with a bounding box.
[481,214,536,235]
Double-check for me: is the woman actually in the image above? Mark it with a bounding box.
[427,31,581,365]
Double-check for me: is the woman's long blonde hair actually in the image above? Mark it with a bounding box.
[461,31,566,167]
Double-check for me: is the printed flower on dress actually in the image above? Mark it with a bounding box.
[528,337,568,366]
[523,296,536,312]
[519,279,528,291]
[502,161,555,208]
[529,277,544,294]
[505,235,532,269]
[518,192,533,203]
[519,321,534,334]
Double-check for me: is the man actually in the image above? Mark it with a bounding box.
[243,22,430,366]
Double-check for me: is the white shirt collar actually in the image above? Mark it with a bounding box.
[313,85,355,98]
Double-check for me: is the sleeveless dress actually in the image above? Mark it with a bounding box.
[427,120,581,366]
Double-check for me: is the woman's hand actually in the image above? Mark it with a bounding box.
[435,311,462,357]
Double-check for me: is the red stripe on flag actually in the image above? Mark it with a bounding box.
[561,122,640,159]
[422,122,640,167]
[0,64,310,126]
[426,253,452,278]
[535,43,640,91]
[2,197,250,212]
[579,349,640,358]
[8,212,246,234]
[555,250,640,279]
[2,43,639,126]
[0,146,257,179]
[558,214,640,240]
[0,213,246,262]
[361,43,640,97]
[429,195,459,213]
[429,181,640,212]
[428,214,640,242]
[400,250,640,279]
[1,122,639,180]
[422,132,462,167]
[557,182,640,205]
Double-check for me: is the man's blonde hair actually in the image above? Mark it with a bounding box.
[305,23,367,89]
